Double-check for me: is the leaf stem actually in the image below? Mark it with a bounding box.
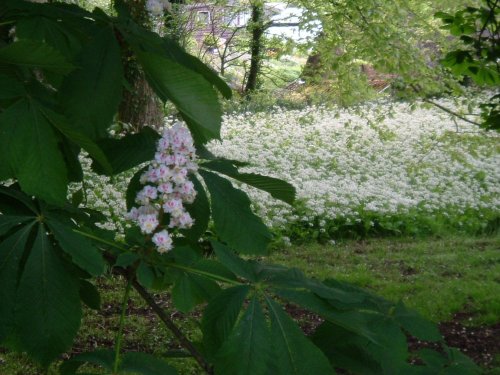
[73,229,128,251]
[163,261,242,286]
[113,278,132,374]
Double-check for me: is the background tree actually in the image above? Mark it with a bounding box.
[293,0,481,104]
[435,0,499,130]
[116,0,165,130]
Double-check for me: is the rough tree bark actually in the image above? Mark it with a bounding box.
[117,0,164,131]
[244,1,265,93]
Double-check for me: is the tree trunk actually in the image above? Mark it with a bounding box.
[301,32,325,81]
[117,0,164,131]
[118,64,164,131]
[244,1,264,93]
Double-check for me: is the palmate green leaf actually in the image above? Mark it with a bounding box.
[0,223,34,342]
[322,278,393,313]
[393,301,441,342]
[120,352,178,375]
[41,107,113,175]
[274,288,381,344]
[126,166,149,211]
[0,73,25,99]
[172,273,220,313]
[311,318,408,375]
[2,0,93,22]
[442,348,481,375]
[60,137,84,183]
[0,40,74,74]
[0,188,108,365]
[200,171,271,255]
[181,175,210,242]
[115,252,141,268]
[137,261,155,289]
[201,285,250,360]
[135,50,222,144]
[15,16,82,60]
[59,24,123,140]
[212,241,258,282]
[190,259,238,283]
[0,215,33,236]
[61,350,179,375]
[161,37,232,99]
[0,99,68,205]
[0,185,38,213]
[214,296,271,375]
[265,297,334,375]
[259,265,370,308]
[115,13,231,100]
[46,218,105,277]
[79,280,101,310]
[202,159,296,205]
[312,321,382,375]
[15,224,82,366]
[60,349,114,375]
[95,127,159,175]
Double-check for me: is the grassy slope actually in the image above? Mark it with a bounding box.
[1,236,499,374]
[268,236,500,325]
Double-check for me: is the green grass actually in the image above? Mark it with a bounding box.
[1,235,498,374]
[268,235,500,325]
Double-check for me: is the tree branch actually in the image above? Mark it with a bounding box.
[132,279,214,374]
[410,84,482,127]
[421,98,482,127]
[104,252,213,375]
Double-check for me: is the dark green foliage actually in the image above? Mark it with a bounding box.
[60,349,115,374]
[95,127,159,175]
[79,280,101,310]
[214,296,272,375]
[202,159,296,205]
[436,0,500,130]
[60,349,179,375]
[59,24,123,140]
[171,273,220,313]
[266,297,334,375]
[15,225,82,366]
[201,285,250,360]
[0,40,74,74]
[119,351,179,374]
[46,217,106,277]
[0,99,68,204]
[181,175,211,243]
[200,170,272,255]
[0,187,106,366]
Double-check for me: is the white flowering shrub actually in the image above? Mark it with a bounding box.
[75,154,131,235]
[80,100,499,244]
[209,101,499,240]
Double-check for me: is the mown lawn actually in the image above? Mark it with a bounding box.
[1,235,499,374]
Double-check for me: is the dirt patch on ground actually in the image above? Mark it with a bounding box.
[284,305,500,370]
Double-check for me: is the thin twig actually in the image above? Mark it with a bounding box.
[421,97,482,127]
[410,84,482,127]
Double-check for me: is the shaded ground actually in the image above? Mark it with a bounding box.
[285,303,500,370]
[1,291,499,374]
[1,237,498,374]
[436,315,500,369]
